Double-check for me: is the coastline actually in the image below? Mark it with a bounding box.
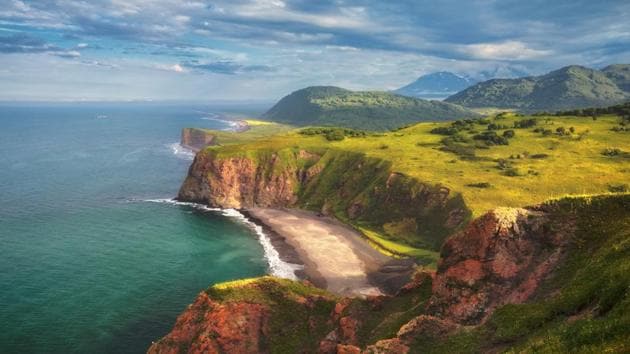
[151,198,416,296]
[245,208,416,297]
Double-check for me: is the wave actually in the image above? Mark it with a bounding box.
[199,114,244,131]
[166,143,195,161]
[143,198,303,280]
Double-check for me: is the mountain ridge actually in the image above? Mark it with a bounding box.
[393,72,475,99]
[445,64,630,111]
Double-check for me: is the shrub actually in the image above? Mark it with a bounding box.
[300,127,367,140]
[608,184,628,193]
[439,144,476,159]
[504,168,522,177]
[514,118,537,128]
[325,130,345,141]
[602,148,622,157]
[430,127,459,135]
[502,130,515,138]
[466,182,492,188]
[488,123,508,130]
[530,153,549,159]
[473,131,509,145]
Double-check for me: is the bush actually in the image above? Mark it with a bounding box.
[608,184,628,193]
[325,130,345,141]
[530,153,549,159]
[473,131,509,145]
[504,168,522,177]
[488,123,508,130]
[300,127,367,141]
[430,127,459,135]
[502,130,515,138]
[514,118,537,128]
[466,182,492,188]
[602,148,623,157]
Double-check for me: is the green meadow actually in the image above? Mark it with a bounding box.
[209,113,629,216]
[196,111,629,260]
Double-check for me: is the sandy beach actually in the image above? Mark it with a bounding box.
[246,208,415,297]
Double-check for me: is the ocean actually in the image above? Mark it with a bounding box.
[0,102,296,353]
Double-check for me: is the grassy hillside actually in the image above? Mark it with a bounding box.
[191,108,628,262]
[186,119,293,146]
[208,112,629,216]
[446,65,629,111]
[262,86,479,131]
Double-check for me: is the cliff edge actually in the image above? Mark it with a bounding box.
[180,128,217,152]
[178,147,471,252]
[150,194,629,353]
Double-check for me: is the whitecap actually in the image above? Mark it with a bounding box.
[199,114,243,131]
[166,143,195,161]
[142,198,303,279]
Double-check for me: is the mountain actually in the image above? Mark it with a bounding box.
[445,65,630,111]
[394,72,475,99]
[262,86,479,131]
[603,64,630,92]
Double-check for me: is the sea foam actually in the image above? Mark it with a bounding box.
[143,198,302,280]
[166,143,195,160]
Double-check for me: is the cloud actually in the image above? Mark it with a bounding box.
[0,33,82,58]
[182,60,275,75]
[0,33,52,53]
[53,50,80,58]
[460,41,553,60]
[171,63,185,72]
[0,0,628,101]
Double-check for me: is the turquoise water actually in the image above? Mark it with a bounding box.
[0,103,276,353]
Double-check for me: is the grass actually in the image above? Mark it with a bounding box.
[359,227,439,266]
[208,113,629,217]
[188,120,293,146]
[193,111,629,260]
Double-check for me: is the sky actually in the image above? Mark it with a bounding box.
[0,0,629,102]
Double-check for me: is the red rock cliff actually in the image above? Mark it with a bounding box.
[180,128,217,152]
[149,204,576,353]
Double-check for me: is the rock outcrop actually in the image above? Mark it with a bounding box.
[178,147,471,250]
[180,128,217,152]
[426,207,570,324]
[148,277,338,354]
[147,292,269,354]
[151,192,629,353]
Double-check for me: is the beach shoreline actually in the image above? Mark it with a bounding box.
[244,208,416,297]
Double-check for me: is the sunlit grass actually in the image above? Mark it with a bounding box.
[213,114,629,216]
[199,113,629,257]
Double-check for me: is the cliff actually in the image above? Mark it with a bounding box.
[149,194,630,353]
[180,128,217,152]
[178,147,471,252]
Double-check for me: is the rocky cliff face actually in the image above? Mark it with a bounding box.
[426,206,570,324]
[148,277,338,354]
[180,128,217,152]
[178,147,471,250]
[149,199,588,353]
